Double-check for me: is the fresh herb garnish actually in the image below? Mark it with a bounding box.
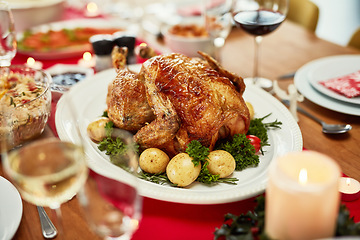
[138,171,174,186]
[217,134,259,171]
[186,140,209,166]
[186,140,238,185]
[247,113,282,153]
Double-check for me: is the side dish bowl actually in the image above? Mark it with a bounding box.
[163,23,214,57]
[9,0,65,31]
[0,65,52,150]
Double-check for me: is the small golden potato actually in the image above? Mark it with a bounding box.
[166,153,201,187]
[246,101,255,120]
[207,150,235,178]
[139,148,170,174]
[87,117,110,142]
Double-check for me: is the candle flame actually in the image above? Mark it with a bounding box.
[87,2,98,13]
[298,168,308,185]
[83,52,92,61]
[26,57,35,66]
[346,178,351,186]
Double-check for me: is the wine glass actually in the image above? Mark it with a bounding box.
[78,128,142,240]
[0,1,17,67]
[1,90,88,237]
[203,0,233,62]
[232,0,288,90]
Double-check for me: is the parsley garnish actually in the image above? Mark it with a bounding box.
[186,140,238,185]
[217,134,259,171]
[247,113,282,153]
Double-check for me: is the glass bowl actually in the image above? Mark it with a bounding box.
[0,65,52,150]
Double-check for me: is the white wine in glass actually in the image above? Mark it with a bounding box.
[1,92,88,238]
[0,1,17,66]
[3,138,88,209]
[232,0,288,90]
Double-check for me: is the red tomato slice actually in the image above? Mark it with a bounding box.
[246,135,261,153]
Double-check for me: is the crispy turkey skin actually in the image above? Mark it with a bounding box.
[107,52,250,157]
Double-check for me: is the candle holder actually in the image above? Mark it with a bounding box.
[339,177,360,202]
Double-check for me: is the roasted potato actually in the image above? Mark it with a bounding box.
[87,117,110,142]
[207,150,235,178]
[166,153,201,187]
[139,148,170,174]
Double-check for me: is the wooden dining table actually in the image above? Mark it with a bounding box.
[1,19,360,240]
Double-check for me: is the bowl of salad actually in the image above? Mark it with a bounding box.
[0,65,52,150]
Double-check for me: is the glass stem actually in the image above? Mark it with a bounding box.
[51,207,64,239]
[213,37,225,63]
[253,35,263,85]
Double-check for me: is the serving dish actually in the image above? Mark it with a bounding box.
[295,55,360,116]
[0,176,23,240]
[17,18,139,60]
[0,65,52,150]
[55,66,302,204]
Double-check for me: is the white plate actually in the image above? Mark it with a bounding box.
[307,55,360,105]
[55,68,303,204]
[0,177,23,240]
[17,18,138,60]
[295,55,360,116]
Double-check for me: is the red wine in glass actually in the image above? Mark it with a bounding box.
[233,10,285,36]
[233,9,286,90]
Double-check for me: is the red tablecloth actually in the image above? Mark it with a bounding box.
[12,51,360,240]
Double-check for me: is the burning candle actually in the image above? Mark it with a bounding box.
[339,177,360,201]
[78,52,95,68]
[26,57,43,70]
[85,2,100,17]
[265,151,341,240]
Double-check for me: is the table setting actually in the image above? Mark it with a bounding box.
[1,0,360,239]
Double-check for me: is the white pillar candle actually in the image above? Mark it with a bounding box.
[339,177,360,201]
[265,151,341,240]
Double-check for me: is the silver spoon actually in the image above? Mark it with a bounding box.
[282,100,352,134]
[37,206,57,239]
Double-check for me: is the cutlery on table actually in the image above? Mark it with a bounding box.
[277,72,296,79]
[37,206,57,239]
[282,100,352,134]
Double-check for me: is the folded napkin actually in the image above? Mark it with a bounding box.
[319,70,360,98]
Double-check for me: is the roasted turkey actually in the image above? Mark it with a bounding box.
[107,50,250,157]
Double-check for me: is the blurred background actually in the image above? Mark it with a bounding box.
[311,0,360,46]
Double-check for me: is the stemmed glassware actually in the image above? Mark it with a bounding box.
[1,90,88,238]
[78,128,142,240]
[232,0,288,90]
[0,1,17,67]
[203,0,233,62]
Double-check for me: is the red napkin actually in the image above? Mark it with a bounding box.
[319,70,360,98]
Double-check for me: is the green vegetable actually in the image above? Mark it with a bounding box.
[217,134,259,171]
[197,161,238,185]
[186,140,209,166]
[247,113,282,153]
[98,120,139,168]
[138,171,174,186]
[98,137,126,156]
[186,140,238,185]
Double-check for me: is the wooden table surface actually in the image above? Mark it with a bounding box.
[1,19,360,239]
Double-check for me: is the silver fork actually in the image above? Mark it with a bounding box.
[37,206,58,239]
